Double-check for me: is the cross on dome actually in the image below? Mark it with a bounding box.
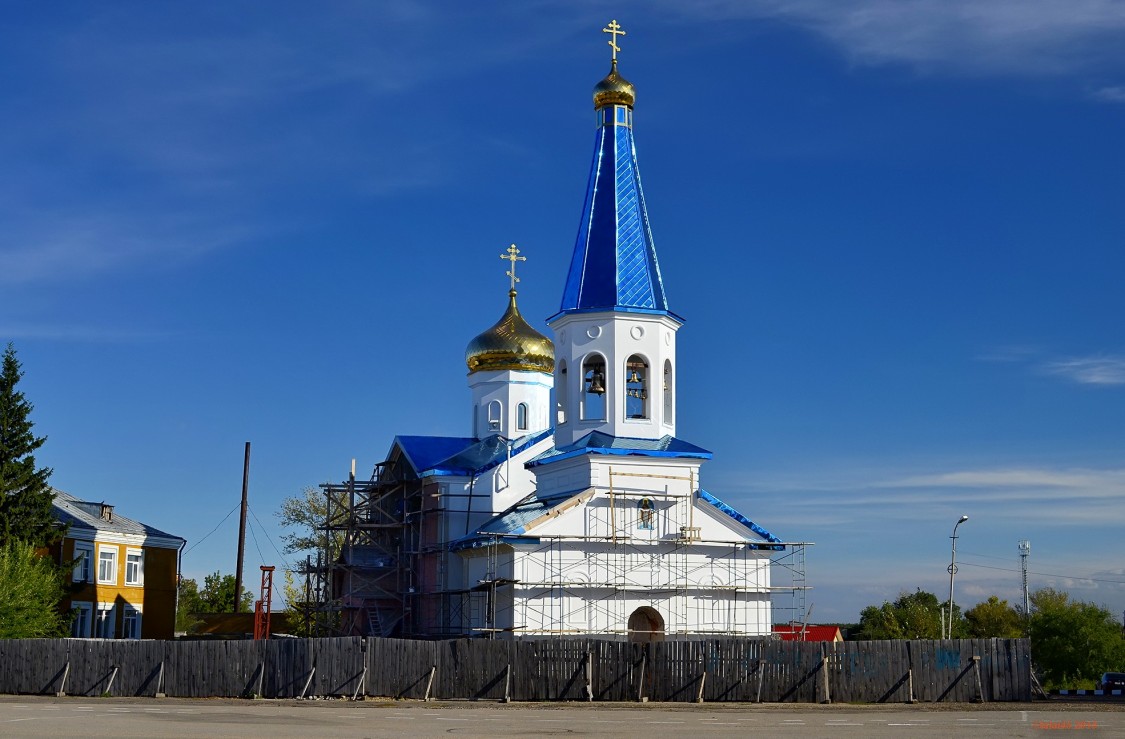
[602,19,625,63]
[500,243,526,291]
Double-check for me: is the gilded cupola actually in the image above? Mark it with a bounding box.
[593,60,635,109]
[465,290,555,374]
[466,244,554,374]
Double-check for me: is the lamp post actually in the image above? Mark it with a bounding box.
[946,515,969,639]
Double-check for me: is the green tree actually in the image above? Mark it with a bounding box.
[0,344,60,548]
[176,577,203,632]
[0,540,68,638]
[276,485,330,555]
[856,589,953,640]
[964,596,1023,638]
[199,571,253,613]
[1029,587,1125,689]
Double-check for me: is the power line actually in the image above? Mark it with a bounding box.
[183,503,240,556]
[247,504,289,566]
[959,560,1125,585]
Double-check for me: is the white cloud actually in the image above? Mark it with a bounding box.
[1042,356,1125,385]
[657,0,1125,77]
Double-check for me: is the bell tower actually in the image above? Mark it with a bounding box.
[549,22,682,447]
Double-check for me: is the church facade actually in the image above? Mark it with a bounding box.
[325,26,787,641]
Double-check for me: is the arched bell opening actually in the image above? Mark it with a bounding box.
[625,354,649,419]
[582,353,607,421]
[662,359,673,426]
[557,360,568,425]
[627,606,665,643]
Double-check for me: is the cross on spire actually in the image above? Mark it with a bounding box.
[602,19,625,63]
[500,243,526,291]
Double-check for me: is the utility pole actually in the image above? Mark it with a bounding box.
[1019,540,1031,633]
[234,441,251,613]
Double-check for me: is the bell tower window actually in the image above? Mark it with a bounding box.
[516,403,529,431]
[663,360,673,425]
[625,355,649,419]
[582,354,606,420]
[487,400,502,432]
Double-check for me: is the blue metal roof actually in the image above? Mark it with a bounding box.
[394,435,477,478]
[527,430,712,468]
[698,489,785,550]
[394,430,553,478]
[558,103,669,316]
[420,429,552,477]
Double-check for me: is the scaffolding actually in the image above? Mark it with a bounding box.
[298,457,810,640]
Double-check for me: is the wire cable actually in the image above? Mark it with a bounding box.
[958,560,1125,585]
[183,502,240,556]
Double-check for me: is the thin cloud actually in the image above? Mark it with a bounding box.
[1042,356,1125,385]
[655,0,1125,77]
[0,323,170,342]
[1092,85,1125,102]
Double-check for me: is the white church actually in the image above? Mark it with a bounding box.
[326,24,793,641]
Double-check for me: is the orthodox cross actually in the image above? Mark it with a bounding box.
[500,243,526,291]
[603,19,625,62]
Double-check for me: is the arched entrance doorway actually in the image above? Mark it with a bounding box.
[627,606,665,643]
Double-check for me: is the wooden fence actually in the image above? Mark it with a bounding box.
[0,637,1031,702]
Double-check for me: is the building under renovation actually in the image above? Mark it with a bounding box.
[303,26,808,641]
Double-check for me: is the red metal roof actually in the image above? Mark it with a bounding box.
[772,625,843,642]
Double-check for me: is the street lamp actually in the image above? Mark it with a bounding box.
[946,514,969,639]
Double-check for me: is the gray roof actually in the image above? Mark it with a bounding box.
[51,488,184,545]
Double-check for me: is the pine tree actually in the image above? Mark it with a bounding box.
[0,343,59,548]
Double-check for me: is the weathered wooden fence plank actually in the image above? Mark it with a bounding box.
[0,636,1032,703]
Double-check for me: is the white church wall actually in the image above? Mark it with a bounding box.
[468,368,552,439]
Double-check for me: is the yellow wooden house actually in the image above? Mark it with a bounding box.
[51,489,185,639]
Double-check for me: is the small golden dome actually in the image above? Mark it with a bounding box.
[593,60,635,108]
[466,290,555,374]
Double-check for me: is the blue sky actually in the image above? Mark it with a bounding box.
[3,2,1124,624]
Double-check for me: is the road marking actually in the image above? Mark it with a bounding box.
[647,721,686,724]
[826,722,864,726]
[435,717,470,721]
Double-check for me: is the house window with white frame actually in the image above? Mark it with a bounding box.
[95,603,116,639]
[72,542,94,583]
[71,601,93,638]
[122,605,142,640]
[97,546,117,585]
[125,549,144,586]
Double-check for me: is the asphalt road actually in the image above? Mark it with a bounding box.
[1,697,1122,738]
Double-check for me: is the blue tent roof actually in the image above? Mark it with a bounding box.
[556,88,671,318]
[527,430,712,468]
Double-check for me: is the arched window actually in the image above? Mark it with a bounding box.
[487,400,502,432]
[582,354,606,420]
[625,354,648,419]
[663,360,673,425]
[557,360,568,425]
[516,402,528,431]
[638,497,654,530]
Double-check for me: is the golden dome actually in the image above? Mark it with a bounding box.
[593,60,635,108]
[466,290,555,374]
